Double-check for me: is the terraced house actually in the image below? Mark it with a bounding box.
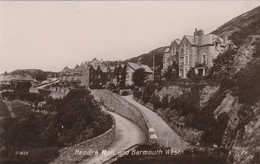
[163,29,234,78]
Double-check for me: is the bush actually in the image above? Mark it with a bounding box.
[133,88,142,99]
[151,95,161,109]
[161,94,169,109]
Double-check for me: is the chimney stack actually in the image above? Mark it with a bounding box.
[194,29,204,46]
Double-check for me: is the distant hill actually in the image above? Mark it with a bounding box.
[125,46,168,68]
[211,5,260,47]
[211,5,260,73]
[10,69,58,81]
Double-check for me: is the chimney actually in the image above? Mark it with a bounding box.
[137,57,142,66]
[194,29,204,46]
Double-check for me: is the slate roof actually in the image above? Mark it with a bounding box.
[127,62,153,73]
[183,34,227,46]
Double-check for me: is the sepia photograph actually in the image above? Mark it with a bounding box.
[0,0,260,163]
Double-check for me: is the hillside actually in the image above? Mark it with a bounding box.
[209,6,260,164]
[131,6,260,164]
[125,46,168,67]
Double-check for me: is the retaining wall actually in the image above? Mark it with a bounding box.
[136,97,204,144]
[92,90,151,142]
[51,110,116,164]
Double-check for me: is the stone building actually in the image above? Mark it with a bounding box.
[125,62,153,86]
[0,73,35,92]
[163,29,234,79]
[162,39,181,74]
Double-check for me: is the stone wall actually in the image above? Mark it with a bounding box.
[50,110,116,164]
[92,90,150,142]
[135,96,204,144]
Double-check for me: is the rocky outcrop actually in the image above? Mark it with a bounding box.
[154,85,187,100]
[214,93,260,163]
[233,35,260,73]
[200,86,219,108]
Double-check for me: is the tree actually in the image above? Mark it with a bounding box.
[212,48,237,75]
[163,61,179,80]
[132,68,148,87]
[36,71,47,81]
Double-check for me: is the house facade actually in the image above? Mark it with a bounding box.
[163,29,234,79]
[0,73,35,92]
[162,39,180,74]
[125,62,153,86]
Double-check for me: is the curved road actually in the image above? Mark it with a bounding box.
[122,95,189,150]
[80,108,145,164]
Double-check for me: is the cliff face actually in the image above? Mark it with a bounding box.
[209,6,260,163]
[213,93,260,163]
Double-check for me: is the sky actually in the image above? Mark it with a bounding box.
[0,1,260,73]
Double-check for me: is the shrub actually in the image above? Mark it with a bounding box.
[151,95,161,109]
[161,94,169,109]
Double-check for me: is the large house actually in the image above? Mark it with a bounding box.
[125,62,153,86]
[162,29,234,79]
[162,39,180,74]
[0,73,35,92]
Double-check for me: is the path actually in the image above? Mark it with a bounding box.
[2,100,15,118]
[122,95,189,150]
[79,109,145,164]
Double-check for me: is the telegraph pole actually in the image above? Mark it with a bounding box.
[153,53,155,81]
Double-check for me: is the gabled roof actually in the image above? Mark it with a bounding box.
[100,66,108,73]
[108,66,115,71]
[164,47,170,53]
[127,62,153,73]
[174,39,181,45]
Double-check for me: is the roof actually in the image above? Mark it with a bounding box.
[182,34,227,46]
[164,47,170,53]
[99,66,108,73]
[0,74,34,82]
[127,62,153,73]
[0,74,12,82]
[108,66,116,71]
[174,39,181,45]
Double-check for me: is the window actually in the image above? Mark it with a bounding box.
[202,55,207,64]
[184,55,189,64]
[179,57,184,65]
[180,69,183,77]
[98,75,101,79]
[185,44,189,51]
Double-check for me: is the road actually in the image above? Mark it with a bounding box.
[122,95,189,150]
[79,109,145,164]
